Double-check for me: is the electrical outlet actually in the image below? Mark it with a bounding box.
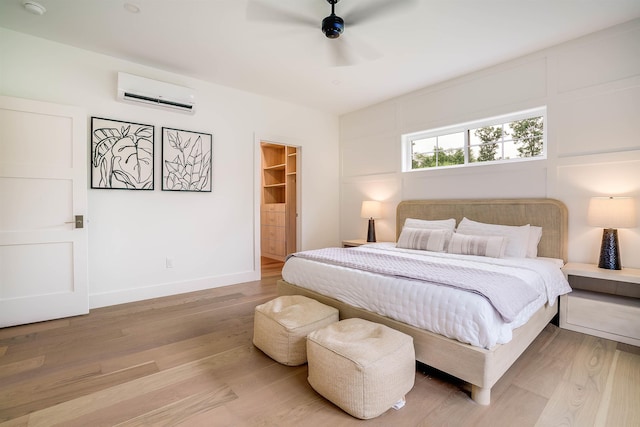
[166,257,174,268]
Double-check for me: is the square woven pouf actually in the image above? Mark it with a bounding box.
[307,318,415,419]
[253,295,339,366]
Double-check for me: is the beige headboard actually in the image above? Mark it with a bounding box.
[396,199,568,261]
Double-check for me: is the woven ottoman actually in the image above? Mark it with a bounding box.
[253,295,339,366]
[307,318,415,419]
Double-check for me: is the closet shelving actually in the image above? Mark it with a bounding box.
[260,143,297,261]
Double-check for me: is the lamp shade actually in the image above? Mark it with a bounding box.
[360,201,382,219]
[588,197,637,229]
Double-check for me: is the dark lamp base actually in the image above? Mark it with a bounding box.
[598,228,621,270]
[366,218,376,243]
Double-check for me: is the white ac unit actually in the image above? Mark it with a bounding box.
[117,72,196,114]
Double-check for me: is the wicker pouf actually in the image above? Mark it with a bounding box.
[253,295,339,366]
[307,318,415,419]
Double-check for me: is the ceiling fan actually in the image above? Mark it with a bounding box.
[247,0,418,66]
[321,0,344,39]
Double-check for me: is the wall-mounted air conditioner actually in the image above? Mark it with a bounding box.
[117,72,196,114]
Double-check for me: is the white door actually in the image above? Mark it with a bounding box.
[0,96,88,327]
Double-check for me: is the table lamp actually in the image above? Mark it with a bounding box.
[361,201,382,243]
[588,196,636,270]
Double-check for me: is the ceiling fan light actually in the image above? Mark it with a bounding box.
[322,14,344,38]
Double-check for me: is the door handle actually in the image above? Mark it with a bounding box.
[65,215,84,229]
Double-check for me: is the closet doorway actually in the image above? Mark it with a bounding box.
[259,141,299,273]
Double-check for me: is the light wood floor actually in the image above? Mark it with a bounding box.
[1,264,638,427]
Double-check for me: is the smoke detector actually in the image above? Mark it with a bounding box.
[22,1,46,15]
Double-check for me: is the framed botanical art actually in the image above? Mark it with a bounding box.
[161,127,213,192]
[91,117,154,190]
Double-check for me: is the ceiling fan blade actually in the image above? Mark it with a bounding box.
[246,0,317,28]
[347,31,382,62]
[327,34,382,67]
[344,0,419,26]
[327,38,357,67]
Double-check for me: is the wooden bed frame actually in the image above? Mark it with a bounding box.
[277,198,568,405]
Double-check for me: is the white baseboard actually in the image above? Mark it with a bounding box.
[88,270,260,309]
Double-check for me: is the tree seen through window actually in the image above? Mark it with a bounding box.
[408,113,544,170]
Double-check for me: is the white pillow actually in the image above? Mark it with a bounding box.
[456,217,531,258]
[404,218,456,230]
[447,233,507,258]
[397,228,449,252]
[527,226,543,258]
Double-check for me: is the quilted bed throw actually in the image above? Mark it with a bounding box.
[289,248,540,322]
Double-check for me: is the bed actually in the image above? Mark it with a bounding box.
[277,198,570,405]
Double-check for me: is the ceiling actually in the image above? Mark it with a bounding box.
[1,0,639,115]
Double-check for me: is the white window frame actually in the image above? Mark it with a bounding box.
[402,107,547,172]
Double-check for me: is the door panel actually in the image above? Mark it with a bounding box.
[1,242,73,298]
[0,96,88,327]
[1,177,73,230]
[0,109,73,167]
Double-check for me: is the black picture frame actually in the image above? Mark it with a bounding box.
[161,127,213,192]
[90,117,154,190]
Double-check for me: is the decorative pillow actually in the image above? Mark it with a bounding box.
[456,217,530,258]
[404,218,456,231]
[447,233,507,258]
[527,226,543,258]
[397,228,449,252]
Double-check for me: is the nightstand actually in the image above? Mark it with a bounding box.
[342,239,369,248]
[560,262,640,346]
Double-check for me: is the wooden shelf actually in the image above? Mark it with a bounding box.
[342,239,366,247]
[264,164,285,170]
[261,143,297,260]
[560,262,640,346]
[342,239,391,247]
[563,262,640,284]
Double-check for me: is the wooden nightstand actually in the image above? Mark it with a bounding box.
[560,262,640,346]
[342,239,369,248]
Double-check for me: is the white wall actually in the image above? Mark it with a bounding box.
[340,19,640,269]
[0,28,340,307]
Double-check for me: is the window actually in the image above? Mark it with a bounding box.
[402,107,546,171]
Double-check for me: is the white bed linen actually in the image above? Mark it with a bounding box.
[282,242,570,349]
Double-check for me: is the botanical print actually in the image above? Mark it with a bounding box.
[91,117,154,190]
[162,128,212,192]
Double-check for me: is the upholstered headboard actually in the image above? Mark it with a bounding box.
[396,199,568,261]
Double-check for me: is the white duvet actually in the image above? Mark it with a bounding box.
[282,242,571,349]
